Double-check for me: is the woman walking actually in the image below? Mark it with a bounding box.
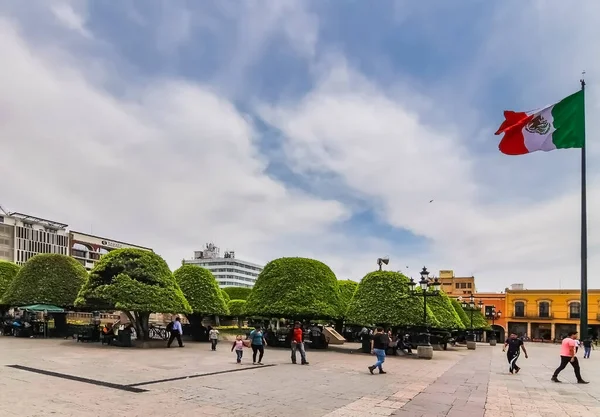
[249,325,267,365]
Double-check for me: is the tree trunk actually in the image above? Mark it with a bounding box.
[186,313,206,341]
[53,313,68,338]
[125,311,151,341]
[334,319,344,334]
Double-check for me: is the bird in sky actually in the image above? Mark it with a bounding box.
[429,200,434,203]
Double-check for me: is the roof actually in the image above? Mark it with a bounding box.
[9,212,68,229]
[70,231,153,251]
[19,304,65,313]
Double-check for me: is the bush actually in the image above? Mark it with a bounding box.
[450,298,470,328]
[449,298,490,330]
[75,249,191,340]
[173,265,228,315]
[424,290,465,330]
[222,287,252,300]
[338,280,358,317]
[221,289,231,304]
[0,261,19,302]
[245,257,342,319]
[346,271,440,327]
[3,254,87,307]
[228,299,246,317]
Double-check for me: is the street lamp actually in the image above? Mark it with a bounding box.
[485,307,502,343]
[408,266,441,347]
[377,257,389,271]
[459,295,483,342]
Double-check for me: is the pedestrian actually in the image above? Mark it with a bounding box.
[249,325,267,365]
[551,331,588,383]
[368,327,389,375]
[209,327,219,351]
[167,316,184,348]
[290,321,309,365]
[231,335,244,364]
[502,333,528,374]
[583,336,594,359]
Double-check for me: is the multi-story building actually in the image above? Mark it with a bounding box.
[473,292,507,341]
[69,231,153,270]
[505,284,600,341]
[183,243,263,288]
[0,210,69,265]
[437,269,476,297]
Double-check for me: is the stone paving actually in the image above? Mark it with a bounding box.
[0,337,599,416]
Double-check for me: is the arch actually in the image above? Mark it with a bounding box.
[72,243,92,252]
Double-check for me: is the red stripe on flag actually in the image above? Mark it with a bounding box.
[496,111,534,155]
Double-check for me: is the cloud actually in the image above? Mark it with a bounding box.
[0,17,349,271]
[50,0,92,38]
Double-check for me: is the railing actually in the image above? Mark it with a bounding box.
[509,313,554,319]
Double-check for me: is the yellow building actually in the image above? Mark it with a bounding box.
[505,285,600,340]
[437,270,476,297]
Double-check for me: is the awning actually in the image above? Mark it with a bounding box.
[19,304,65,313]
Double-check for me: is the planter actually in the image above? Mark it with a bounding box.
[489,339,497,346]
[417,345,433,359]
[466,341,477,350]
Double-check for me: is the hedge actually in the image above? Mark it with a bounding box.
[221,289,231,304]
[222,287,252,301]
[346,271,440,327]
[172,265,227,315]
[245,257,342,319]
[3,254,87,307]
[228,299,246,317]
[338,280,358,317]
[424,290,465,330]
[450,298,490,330]
[75,248,191,314]
[0,261,19,302]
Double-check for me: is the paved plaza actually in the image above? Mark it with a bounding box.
[1,338,600,417]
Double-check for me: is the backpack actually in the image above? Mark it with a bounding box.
[166,322,174,332]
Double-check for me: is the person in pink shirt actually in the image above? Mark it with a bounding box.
[231,335,245,364]
[551,331,588,383]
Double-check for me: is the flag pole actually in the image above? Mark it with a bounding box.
[580,75,588,340]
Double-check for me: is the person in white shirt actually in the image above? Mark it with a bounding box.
[167,317,184,348]
[209,328,219,351]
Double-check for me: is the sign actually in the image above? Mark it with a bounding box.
[101,240,123,249]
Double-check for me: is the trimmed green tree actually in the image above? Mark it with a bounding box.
[450,298,471,328]
[228,299,247,328]
[245,257,342,319]
[346,271,440,328]
[222,287,252,301]
[221,289,231,304]
[0,261,19,315]
[425,291,465,330]
[173,265,228,340]
[75,248,191,341]
[3,254,87,307]
[335,279,358,332]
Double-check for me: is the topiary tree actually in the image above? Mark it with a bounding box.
[425,291,465,330]
[172,265,228,340]
[470,309,491,330]
[75,248,191,341]
[228,299,247,328]
[0,261,20,315]
[245,257,342,319]
[3,254,87,308]
[221,289,231,304]
[450,298,470,328]
[346,271,439,328]
[334,280,358,332]
[223,286,252,301]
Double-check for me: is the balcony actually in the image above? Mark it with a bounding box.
[509,313,554,319]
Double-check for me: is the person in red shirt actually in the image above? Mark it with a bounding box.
[290,322,309,365]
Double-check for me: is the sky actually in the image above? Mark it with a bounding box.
[1,0,600,292]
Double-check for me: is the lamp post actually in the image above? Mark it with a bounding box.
[486,307,502,346]
[408,266,441,359]
[460,295,483,350]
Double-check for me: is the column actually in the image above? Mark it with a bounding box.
[551,323,555,340]
[527,322,531,339]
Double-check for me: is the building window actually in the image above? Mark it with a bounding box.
[467,283,472,288]
[485,305,493,317]
[460,283,467,289]
[455,283,460,289]
[538,301,550,318]
[514,302,525,317]
[569,302,581,319]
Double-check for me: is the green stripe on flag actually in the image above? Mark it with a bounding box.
[551,90,585,149]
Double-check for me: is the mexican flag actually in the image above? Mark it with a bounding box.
[495,90,585,155]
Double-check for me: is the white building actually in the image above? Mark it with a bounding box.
[70,231,153,270]
[0,208,69,265]
[183,243,263,288]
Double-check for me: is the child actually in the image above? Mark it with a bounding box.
[231,335,244,364]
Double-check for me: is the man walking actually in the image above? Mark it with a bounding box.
[502,333,528,374]
[368,327,389,375]
[209,327,219,351]
[290,322,309,365]
[167,316,184,348]
[583,336,594,359]
[551,331,588,383]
